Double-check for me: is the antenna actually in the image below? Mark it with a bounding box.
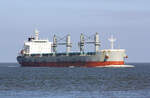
[108,35,116,49]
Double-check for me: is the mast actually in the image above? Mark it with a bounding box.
[66,34,71,54]
[53,34,57,53]
[95,32,100,52]
[35,29,39,40]
[108,35,116,49]
[52,34,72,55]
[82,32,100,52]
[79,33,84,53]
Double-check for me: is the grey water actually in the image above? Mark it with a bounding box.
[0,63,150,98]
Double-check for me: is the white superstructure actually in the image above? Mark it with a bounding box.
[100,49,127,61]
[22,29,52,55]
[100,35,127,62]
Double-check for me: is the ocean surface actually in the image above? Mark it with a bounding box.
[0,63,150,98]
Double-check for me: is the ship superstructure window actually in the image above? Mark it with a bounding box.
[34,41,47,43]
[24,45,30,54]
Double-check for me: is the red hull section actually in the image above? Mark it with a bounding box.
[20,61,124,67]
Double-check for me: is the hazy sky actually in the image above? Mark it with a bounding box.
[0,0,150,62]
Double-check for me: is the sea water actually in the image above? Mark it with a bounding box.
[0,63,150,98]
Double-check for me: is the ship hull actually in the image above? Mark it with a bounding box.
[19,61,124,67]
[17,50,126,67]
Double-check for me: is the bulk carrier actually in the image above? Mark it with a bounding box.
[17,29,129,67]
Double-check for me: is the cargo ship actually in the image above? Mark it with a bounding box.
[17,29,129,67]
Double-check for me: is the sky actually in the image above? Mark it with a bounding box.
[0,0,150,62]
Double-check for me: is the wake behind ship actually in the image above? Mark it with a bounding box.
[17,30,128,67]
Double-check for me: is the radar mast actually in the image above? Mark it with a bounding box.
[108,35,116,49]
[35,29,39,40]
